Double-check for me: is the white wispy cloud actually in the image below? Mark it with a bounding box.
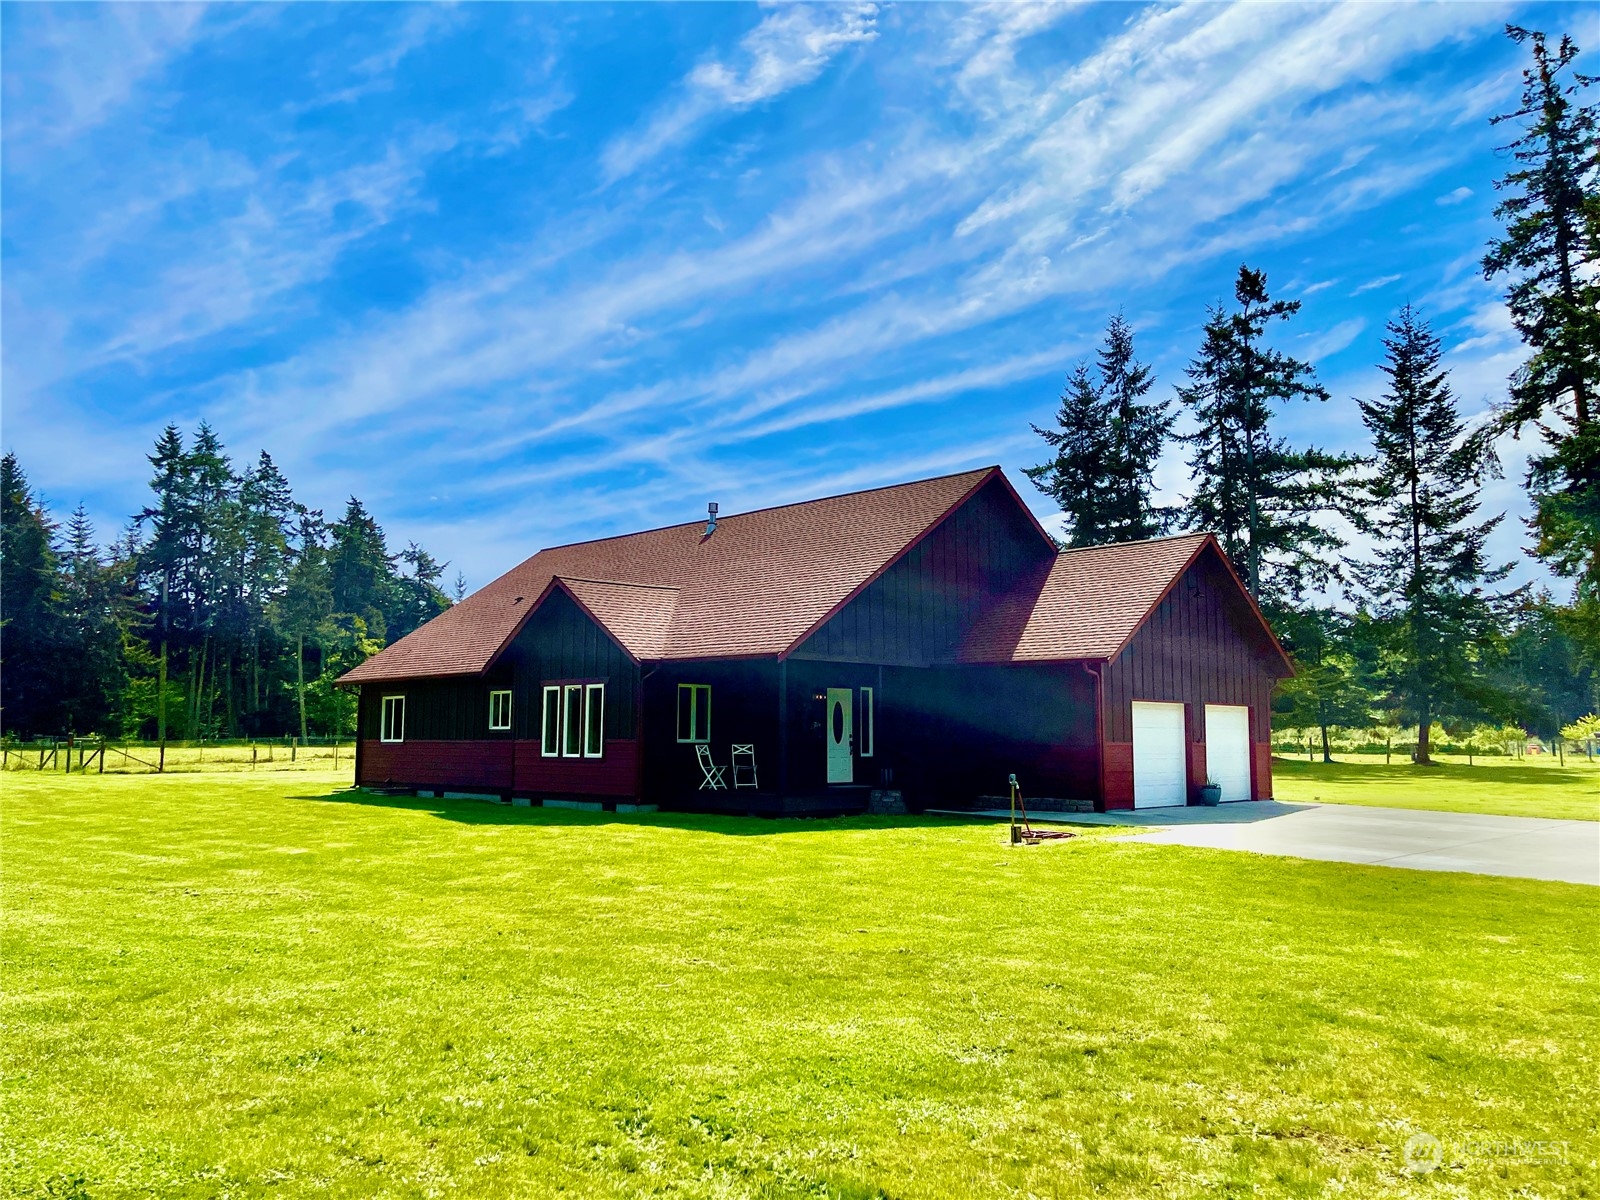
[600,3,878,181]
[1351,273,1403,296]
[1436,185,1474,205]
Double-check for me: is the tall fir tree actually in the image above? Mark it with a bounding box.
[1027,314,1173,546]
[58,504,127,733]
[1482,26,1600,626]
[0,453,69,735]
[1177,265,1361,610]
[1354,307,1518,764]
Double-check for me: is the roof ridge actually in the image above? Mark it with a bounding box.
[1053,531,1212,556]
[523,465,999,556]
[556,575,681,592]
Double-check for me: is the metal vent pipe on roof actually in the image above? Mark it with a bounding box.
[706,502,718,536]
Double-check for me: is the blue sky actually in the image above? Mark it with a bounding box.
[1,2,1582,595]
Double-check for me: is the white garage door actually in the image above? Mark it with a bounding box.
[1204,704,1252,802]
[1132,701,1187,808]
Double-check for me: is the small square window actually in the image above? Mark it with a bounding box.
[489,689,512,731]
[380,695,405,743]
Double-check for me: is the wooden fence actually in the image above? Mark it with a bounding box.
[0,736,354,775]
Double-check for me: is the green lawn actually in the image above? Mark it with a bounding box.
[1273,753,1600,821]
[4,773,1596,1199]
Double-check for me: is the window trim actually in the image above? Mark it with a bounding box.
[380,694,406,743]
[562,684,584,757]
[583,683,605,758]
[858,686,874,757]
[540,685,561,757]
[488,689,512,732]
[676,683,711,744]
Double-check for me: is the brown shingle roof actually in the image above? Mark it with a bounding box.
[341,467,1002,682]
[961,533,1219,663]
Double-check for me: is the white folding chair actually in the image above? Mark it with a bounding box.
[696,743,728,790]
[731,744,758,789]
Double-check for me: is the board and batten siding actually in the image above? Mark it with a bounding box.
[1100,546,1283,808]
[356,585,643,797]
[792,476,1054,666]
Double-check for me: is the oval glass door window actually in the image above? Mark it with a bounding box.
[832,700,844,742]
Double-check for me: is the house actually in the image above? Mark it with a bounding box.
[340,466,1292,814]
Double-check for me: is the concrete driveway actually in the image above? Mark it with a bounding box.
[1115,802,1599,885]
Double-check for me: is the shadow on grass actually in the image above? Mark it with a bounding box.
[293,784,994,836]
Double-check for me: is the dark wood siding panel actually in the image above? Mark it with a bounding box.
[503,589,639,742]
[360,678,509,743]
[1103,743,1134,809]
[1102,547,1280,801]
[514,740,639,798]
[793,477,1053,666]
[640,659,781,803]
[360,740,514,790]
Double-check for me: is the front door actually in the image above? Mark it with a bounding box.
[825,688,853,784]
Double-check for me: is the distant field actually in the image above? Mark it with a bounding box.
[4,771,1594,1199]
[1273,753,1600,822]
[0,739,354,776]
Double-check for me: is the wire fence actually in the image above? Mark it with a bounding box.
[1,736,354,775]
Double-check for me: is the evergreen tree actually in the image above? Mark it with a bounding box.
[327,497,396,642]
[0,454,69,735]
[1027,314,1173,546]
[1482,26,1600,633]
[1178,267,1362,610]
[58,504,127,733]
[394,542,452,640]
[1272,607,1375,762]
[1354,307,1520,764]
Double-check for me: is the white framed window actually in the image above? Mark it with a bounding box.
[541,685,561,757]
[676,684,710,743]
[562,684,584,757]
[859,686,874,757]
[584,683,605,757]
[380,695,405,743]
[489,689,512,731]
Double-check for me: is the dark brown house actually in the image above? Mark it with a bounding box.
[341,467,1291,814]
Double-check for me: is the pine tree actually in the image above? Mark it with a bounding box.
[326,497,396,642]
[0,453,69,735]
[58,505,127,733]
[1482,26,1600,617]
[1178,266,1362,609]
[1027,314,1173,546]
[394,542,452,640]
[1354,307,1519,764]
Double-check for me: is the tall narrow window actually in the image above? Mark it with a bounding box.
[541,686,560,757]
[676,684,711,743]
[489,689,512,731]
[380,695,405,743]
[858,686,874,757]
[584,683,605,757]
[563,684,584,757]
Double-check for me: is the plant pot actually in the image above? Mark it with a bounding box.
[1198,785,1222,807]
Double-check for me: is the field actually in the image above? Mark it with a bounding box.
[1273,753,1600,821]
[4,772,1596,1199]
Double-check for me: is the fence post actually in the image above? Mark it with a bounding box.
[159,740,165,774]
[252,744,258,770]
[334,740,339,770]
[291,737,297,763]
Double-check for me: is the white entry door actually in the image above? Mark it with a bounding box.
[825,688,853,784]
[1132,701,1187,808]
[1205,704,1252,802]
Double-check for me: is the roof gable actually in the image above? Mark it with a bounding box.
[341,466,1011,682]
[960,534,1291,672]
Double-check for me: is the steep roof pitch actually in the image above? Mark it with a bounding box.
[960,533,1291,670]
[341,466,1013,682]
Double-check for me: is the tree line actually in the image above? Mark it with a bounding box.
[1026,26,1598,762]
[1,424,456,740]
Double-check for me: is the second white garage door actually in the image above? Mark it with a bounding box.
[1204,704,1252,802]
[1132,701,1187,808]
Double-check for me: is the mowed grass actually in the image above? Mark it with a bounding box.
[1273,754,1600,821]
[3,774,1596,1199]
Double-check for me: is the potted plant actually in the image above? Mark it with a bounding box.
[1198,778,1222,806]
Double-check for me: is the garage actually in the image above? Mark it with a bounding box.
[1204,704,1252,802]
[1131,701,1187,808]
